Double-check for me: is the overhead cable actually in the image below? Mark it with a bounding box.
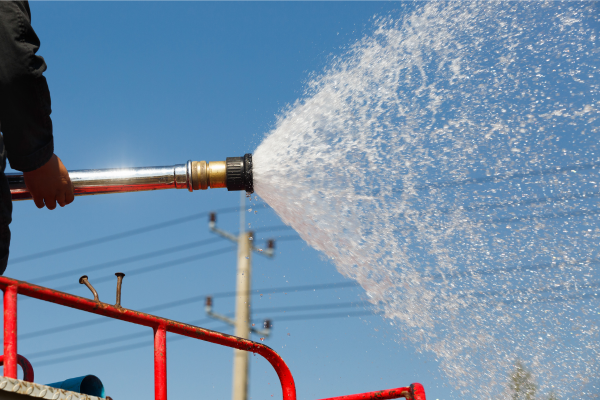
[18,281,360,340]
[29,237,223,285]
[25,302,369,360]
[9,206,240,265]
[412,161,599,190]
[49,245,236,293]
[31,311,376,368]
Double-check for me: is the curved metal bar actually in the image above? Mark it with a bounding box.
[316,383,425,400]
[0,276,296,400]
[0,354,34,382]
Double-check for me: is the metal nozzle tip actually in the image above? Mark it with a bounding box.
[225,153,253,194]
[79,275,88,284]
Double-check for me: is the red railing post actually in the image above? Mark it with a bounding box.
[154,324,167,400]
[3,285,17,379]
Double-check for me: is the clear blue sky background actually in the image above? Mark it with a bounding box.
[2,2,451,400]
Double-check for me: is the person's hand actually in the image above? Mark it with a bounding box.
[23,154,74,210]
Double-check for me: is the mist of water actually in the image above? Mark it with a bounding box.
[253,2,599,398]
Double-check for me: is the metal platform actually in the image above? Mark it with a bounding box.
[0,376,103,400]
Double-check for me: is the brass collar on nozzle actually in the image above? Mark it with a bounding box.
[191,153,253,194]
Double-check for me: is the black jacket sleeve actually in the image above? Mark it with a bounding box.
[0,1,54,172]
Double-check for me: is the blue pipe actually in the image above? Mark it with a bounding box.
[47,375,105,398]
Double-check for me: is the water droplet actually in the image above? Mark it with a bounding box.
[248,208,252,212]
[260,337,264,341]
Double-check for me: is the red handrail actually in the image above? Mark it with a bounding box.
[317,383,426,400]
[0,276,296,400]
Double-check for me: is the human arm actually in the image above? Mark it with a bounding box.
[0,1,73,209]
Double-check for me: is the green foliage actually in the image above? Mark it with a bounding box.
[508,360,537,400]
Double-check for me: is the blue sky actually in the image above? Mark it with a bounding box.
[2,2,450,400]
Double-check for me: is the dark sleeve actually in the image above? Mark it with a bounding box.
[0,1,54,172]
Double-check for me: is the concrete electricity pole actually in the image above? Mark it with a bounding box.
[208,192,274,400]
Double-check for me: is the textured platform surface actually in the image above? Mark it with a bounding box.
[0,377,103,400]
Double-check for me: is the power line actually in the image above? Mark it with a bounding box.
[121,281,360,318]
[253,301,366,315]
[25,330,152,360]
[411,161,599,191]
[24,287,600,368]
[17,282,360,340]
[504,291,599,305]
[24,302,369,361]
[486,206,600,224]
[404,190,600,218]
[273,235,302,242]
[427,258,599,283]
[25,318,217,360]
[457,281,600,303]
[17,287,596,367]
[49,245,237,293]
[272,310,373,322]
[454,190,600,213]
[16,262,594,341]
[28,237,223,285]
[30,311,377,368]
[253,225,294,233]
[33,335,184,368]
[17,233,301,303]
[386,201,600,235]
[9,206,241,265]
[18,246,236,339]
[29,288,599,369]
[19,229,299,287]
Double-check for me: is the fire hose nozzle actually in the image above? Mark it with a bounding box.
[191,153,253,193]
[8,153,254,201]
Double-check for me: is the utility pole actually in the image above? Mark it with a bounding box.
[208,192,274,400]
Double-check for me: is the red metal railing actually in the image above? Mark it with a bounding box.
[0,276,295,400]
[0,276,425,400]
[317,384,426,400]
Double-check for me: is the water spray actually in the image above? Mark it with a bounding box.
[7,154,253,201]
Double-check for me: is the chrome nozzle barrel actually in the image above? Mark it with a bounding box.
[8,154,253,201]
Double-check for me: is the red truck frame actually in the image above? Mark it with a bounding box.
[0,276,425,400]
